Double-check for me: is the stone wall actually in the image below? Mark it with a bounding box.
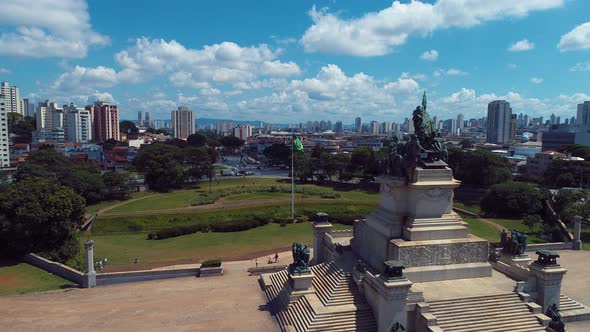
[525,242,573,251]
[23,253,83,284]
[96,267,202,286]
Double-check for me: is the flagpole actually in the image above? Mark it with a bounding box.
[291,135,295,219]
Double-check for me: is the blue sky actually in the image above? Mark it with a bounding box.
[0,0,589,123]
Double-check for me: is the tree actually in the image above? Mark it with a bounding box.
[448,149,512,187]
[480,181,544,217]
[350,147,377,177]
[460,139,473,149]
[560,144,590,160]
[102,171,131,197]
[184,146,214,181]
[8,112,36,144]
[187,133,208,147]
[0,177,85,262]
[220,136,244,153]
[14,149,106,204]
[165,138,189,148]
[523,214,543,233]
[119,120,139,136]
[542,160,590,188]
[134,143,185,192]
[264,143,291,166]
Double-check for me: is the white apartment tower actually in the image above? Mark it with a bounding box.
[0,81,22,115]
[0,93,9,167]
[486,100,512,144]
[36,100,59,129]
[64,103,93,143]
[232,124,253,140]
[171,106,195,139]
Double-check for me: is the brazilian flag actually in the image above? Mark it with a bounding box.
[293,134,304,154]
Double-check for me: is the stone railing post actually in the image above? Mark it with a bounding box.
[82,240,96,288]
[573,215,582,250]
[530,251,567,312]
[374,261,413,332]
[312,213,332,264]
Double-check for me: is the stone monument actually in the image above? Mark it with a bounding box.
[351,92,491,282]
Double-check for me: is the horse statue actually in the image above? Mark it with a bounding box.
[289,242,311,274]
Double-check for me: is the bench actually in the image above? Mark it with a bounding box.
[247,264,287,275]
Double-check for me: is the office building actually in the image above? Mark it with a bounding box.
[0,81,22,115]
[355,117,362,133]
[0,93,9,167]
[64,103,93,143]
[138,111,143,125]
[486,100,512,144]
[144,112,151,128]
[171,106,195,139]
[578,101,590,128]
[86,101,119,142]
[32,128,66,144]
[334,121,343,133]
[457,113,464,133]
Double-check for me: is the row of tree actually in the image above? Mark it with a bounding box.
[134,142,219,192]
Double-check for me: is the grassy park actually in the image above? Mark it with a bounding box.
[0,260,75,296]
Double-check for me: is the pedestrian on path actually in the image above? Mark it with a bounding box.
[274,253,279,263]
[255,259,258,268]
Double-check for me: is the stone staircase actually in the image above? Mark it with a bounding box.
[262,262,376,332]
[427,293,546,332]
[560,294,590,322]
[311,261,363,307]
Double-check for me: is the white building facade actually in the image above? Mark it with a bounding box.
[0,93,10,167]
[171,106,195,139]
[64,103,93,143]
[0,81,22,115]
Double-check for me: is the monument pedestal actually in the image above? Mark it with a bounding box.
[530,261,567,312]
[351,170,492,282]
[288,271,315,303]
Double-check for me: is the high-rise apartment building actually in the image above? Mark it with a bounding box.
[233,125,253,140]
[457,113,464,133]
[334,121,343,133]
[172,106,195,139]
[486,100,512,144]
[86,101,119,142]
[144,112,151,128]
[36,100,59,129]
[138,111,143,125]
[0,93,10,167]
[0,81,22,115]
[355,117,362,133]
[64,103,93,143]
[216,120,234,135]
[370,121,379,134]
[577,101,590,128]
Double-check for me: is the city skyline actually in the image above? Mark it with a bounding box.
[0,1,589,123]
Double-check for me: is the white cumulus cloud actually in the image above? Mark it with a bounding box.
[509,39,535,52]
[0,0,109,58]
[300,1,563,56]
[530,77,543,84]
[570,61,590,72]
[420,50,439,61]
[558,22,590,51]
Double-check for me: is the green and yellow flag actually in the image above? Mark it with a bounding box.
[293,134,304,154]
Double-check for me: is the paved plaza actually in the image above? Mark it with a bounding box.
[0,250,589,331]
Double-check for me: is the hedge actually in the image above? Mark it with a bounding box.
[201,259,222,268]
[189,185,339,206]
[147,216,269,240]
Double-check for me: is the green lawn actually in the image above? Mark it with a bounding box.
[82,222,352,266]
[462,217,500,242]
[85,191,155,214]
[453,201,482,215]
[224,192,294,201]
[0,260,75,296]
[92,201,377,233]
[489,218,546,244]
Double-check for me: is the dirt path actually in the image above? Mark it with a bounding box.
[97,194,162,214]
[100,197,356,217]
[478,218,505,232]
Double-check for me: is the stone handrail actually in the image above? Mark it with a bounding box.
[23,253,83,284]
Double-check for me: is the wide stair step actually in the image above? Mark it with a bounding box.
[428,292,545,332]
[262,261,377,332]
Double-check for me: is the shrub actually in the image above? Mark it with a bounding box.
[328,214,363,225]
[320,192,341,199]
[201,259,221,268]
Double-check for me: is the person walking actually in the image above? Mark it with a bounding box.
[274,253,279,263]
[255,259,258,268]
